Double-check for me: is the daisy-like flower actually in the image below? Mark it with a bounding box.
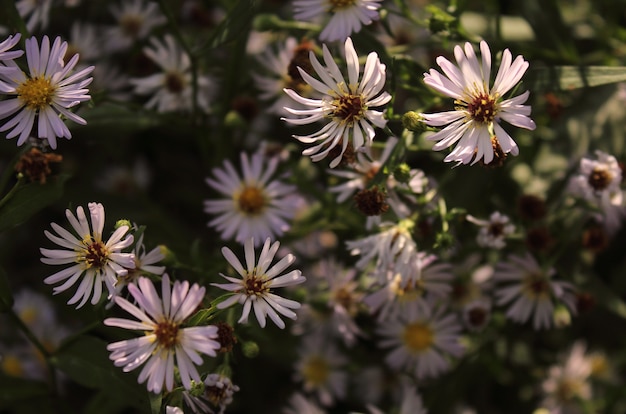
[130,35,214,113]
[16,0,52,33]
[466,211,515,249]
[212,237,306,329]
[183,373,240,414]
[494,253,577,330]
[0,34,23,62]
[105,0,166,53]
[282,37,391,168]
[104,274,221,394]
[421,40,536,165]
[66,22,102,63]
[40,202,135,308]
[293,0,383,42]
[377,303,464,380]
[204,151,302,246]
[0,36,94,149]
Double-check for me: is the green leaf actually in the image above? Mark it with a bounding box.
[52,336,149,411]
[0,266,13,312]
[0,376,49,403]
[149,392,162,414]
[527,66,626,92]
[0,174,70,233]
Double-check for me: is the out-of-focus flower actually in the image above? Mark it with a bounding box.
[130,35,214,113]
[204,152,302,245]
[282,37,391,168]
[421,41,536,165]
[293,0,383,42]
[40,202,135,308]
[0,36,94,149]
[213,237,306,329]
[104,274,220,394]
[367,382,428,414]
[466,211,515,249]
[494,253,577,330]
[16,0,52,33]
[105,0,166,53]
[66,22,101,63]
[377,303,464,379]
[461,297,492,332]
[283,392,327,414]
[183,373,240,414]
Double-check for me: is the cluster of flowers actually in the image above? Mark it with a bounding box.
[1,0,625,413]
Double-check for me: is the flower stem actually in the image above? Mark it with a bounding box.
[0,174,25,211]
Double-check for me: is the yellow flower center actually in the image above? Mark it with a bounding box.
[1,355,24,377]
[236,186,267,215]
[328,0,356,11]
[466,93,498,124]
[332,94,365,126]
[16,77,56,110]
[19,307,39,325]
[120,14,144,37]
[82,239,109,269]
[242,271,270,296]
[154,320,180,349]
[302,355,330,386]
[521,272,551,300]
[402,321,434,353]
[588,167,612,191]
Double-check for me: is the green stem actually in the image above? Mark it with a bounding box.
[0,174,25,210]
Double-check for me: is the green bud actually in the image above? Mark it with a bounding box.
[426,5,457,34]
[114,219,132,230]
[241,341,260,358]
[393,163,412,184]
[434,232,455,250]
[553,304,572,328]
[188,379,206,398]
[224,110,246,129]
[158,245,178,266]
[402,111,426,133]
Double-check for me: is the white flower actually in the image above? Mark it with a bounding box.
[293,0,383,42]
[105,0,166,53]
[294,335,348,406]
[466,211,515,249]
[0,33,23,62]
[377,303,464,380]
[16,0,52,33]
[421,41,536,165]
[212,237,306,329]
[183,373,240,414]
[0,35,94,149]
[40,202,135,308]
[494,253,577,330]
[282,37,391,168]
[204,152,302,246]
[67,22,101,63]
[104,274,220,394]
[130,35,214,113]
[283,393,327,414]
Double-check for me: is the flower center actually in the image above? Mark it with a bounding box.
[522,272,551,299]
[332,94,365,125]
[16,77,56,110]
[488,222,505,237]
[1,355,23,377]
[402,321,434,353]
[154,320,180,349]
[236,186,266,215]
[467,307,488,327]
[84,240,109,269]
[120,14,144,37]
[164,71,186,93]
[328,0,356,11]
[392,276,426,303]
[467,93,497,124]
[588,167,612,191]
[332,285,359,315]
[302,355,330,386]
[242,271,269,296]
[207,384,228,406]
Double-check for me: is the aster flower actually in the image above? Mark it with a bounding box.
[377,303,464,380]
[293,0,383,42]
[204,151,302,246]
[183,373,240,414]
[466,211,515,249]
[16,0,52,33]
[283,393,327,414]
[493,253,577,330]
[40,202,135,308]
[104,274,221,394]
[105,0,166,53]
[67,22,102,63]
[0,33,23,62]
[212,237,306,329]
[282,37,391,168]
[0,35,94,149]
[421,41,536,165]
[130,35,214,113]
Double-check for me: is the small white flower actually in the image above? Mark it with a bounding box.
[283,393,327,414]
[16,0,52,33]
[494,253,577,330]
[212,237,306,329]
[293,0,383,42]
[130,35,214,113]
[105,0,166,53]
[377,303,464,380]
[0,33,23,62]
[183,373,240,414]
[40,202,135,308]
[466,211,515,249]
[67,22,102,63]
[0,35,94,149]
[421,41,536,165]
[204,152,302,246]
[104,274,220,394]
[282,37,391,168]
